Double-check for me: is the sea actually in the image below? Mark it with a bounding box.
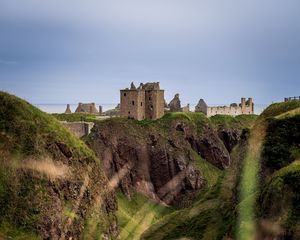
[34,103,269,115]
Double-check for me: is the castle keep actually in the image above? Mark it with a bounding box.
[196,97,254,117]
[120,82,164,120]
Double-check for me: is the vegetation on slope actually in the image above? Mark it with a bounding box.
[141,102,299,240]
[0,92,116,239]
[142,136,248,240]
[52,112,97,122]
[210,114,257,131]
[263,115,300,170]
[116,191,172,240]
[237,100,300,239]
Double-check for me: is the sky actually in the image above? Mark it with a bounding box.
[0,0,300,105]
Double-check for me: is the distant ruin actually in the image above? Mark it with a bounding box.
[196,98,254,117]
[120,82,165,120]
[75,103,99,114]
[168,93,190,112]
[64,104,72,114]
[284,96,300,102]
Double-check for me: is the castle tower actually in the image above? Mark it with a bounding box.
[143,82,164,120]
[241,97,246,110]
[120,82,145,120]
[247,98,254,113]
[64,104,72,114]
[120,82,164,120]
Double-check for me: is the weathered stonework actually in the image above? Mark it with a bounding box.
[168,93,181,112]
[196,98,254,117]
[120,82,164,120]
[75,102,99,114]
[61,121,94,138]
[64,104,72,114]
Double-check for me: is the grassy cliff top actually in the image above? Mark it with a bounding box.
[52,112,97,123]
[0,91,96,159]
[0,92,112,239]
[260,100,300,118]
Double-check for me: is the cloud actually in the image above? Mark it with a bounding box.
[0,0,300,104]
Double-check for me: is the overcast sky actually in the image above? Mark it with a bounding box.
[1,0,300,105]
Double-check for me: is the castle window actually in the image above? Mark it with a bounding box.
[124,93,126,96]
[149,97,151,100]
[128,111,130,114]
[132,101,135,105]
[150,105,153,110]
[141,102,143,106]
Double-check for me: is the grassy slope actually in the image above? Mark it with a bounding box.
[116,191,173,240]
[210,114,257,130]
[141,103,300,240]
[0,92,112,239]
[237,100,300,239]
[141,141,245,240]
[139,114,256,240]
[93,112,254,239]
[52,112,97,122]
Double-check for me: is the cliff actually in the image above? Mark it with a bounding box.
[0,92,118,239]
[141,101,300,240]
[87,112,256,209]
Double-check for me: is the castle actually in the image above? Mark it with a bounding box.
[120,82,164,120]
[64,103,102,115]
[196,98,254,117]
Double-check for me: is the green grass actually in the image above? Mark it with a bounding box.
[261,100,300,118]
[0,221,41,240]
[0,91,111,239]
[142,137,246,240]
[191,150,221,188]
[52,113,97,122]
[237,101,300,239]
[263,115,300,170]
[210,114,258,130]
[259,160,300,229]
[0,91,97,159]
[116,191,173,240]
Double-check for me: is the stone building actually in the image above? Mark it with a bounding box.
[75,103,99,114]
[196,97,254,117]
[168,93,190,112]
[120,82,165,120]
[64,104,72,114]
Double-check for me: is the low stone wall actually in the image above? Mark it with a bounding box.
[61,121,94,138]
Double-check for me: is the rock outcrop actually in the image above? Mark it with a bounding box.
[168,94,181,112]
[88,113,235,207]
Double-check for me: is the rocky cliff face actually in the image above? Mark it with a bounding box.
[87,113,242,207]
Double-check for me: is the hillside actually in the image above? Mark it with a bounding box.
[0,92,118,239]
[141,101,300,240]
[86,112,257,239]
[4,91,296,240]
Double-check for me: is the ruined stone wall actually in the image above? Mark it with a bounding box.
[206,106,243,117]
[61,122,94,138]
[120,90,145,120]
[206,104,253,117]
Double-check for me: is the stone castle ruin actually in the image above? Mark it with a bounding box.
[120,82,164,120]
[168,93,190,112]
[64,103,102,115]
[196,97,254,117]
